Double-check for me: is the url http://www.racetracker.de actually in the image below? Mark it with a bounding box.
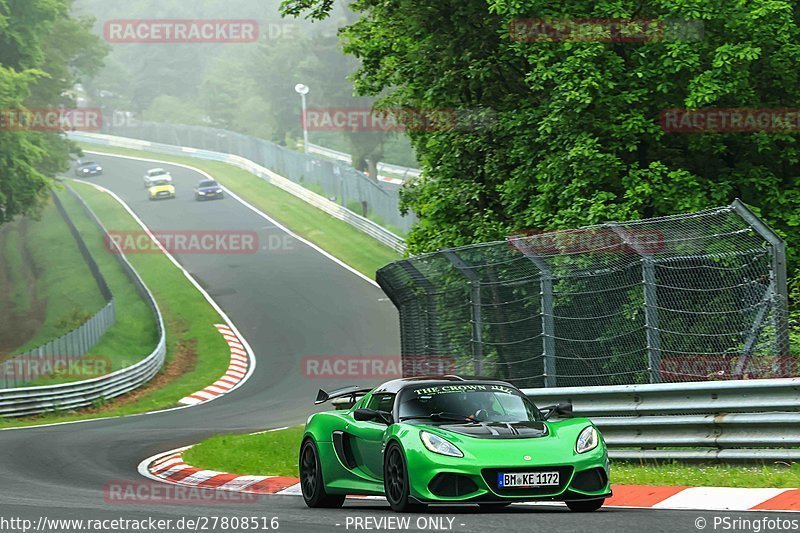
[0,515,281,532]
[695,516,800,532]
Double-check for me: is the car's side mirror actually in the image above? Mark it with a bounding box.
[353,408,391,424]
[541,402,573,420]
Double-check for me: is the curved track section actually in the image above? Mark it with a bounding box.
[0,153,794,532]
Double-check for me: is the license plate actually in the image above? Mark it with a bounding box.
[497,471,559,488]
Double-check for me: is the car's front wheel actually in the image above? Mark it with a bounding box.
[299,439,345,509]
[566,498,605,512]
[384,442,426,513]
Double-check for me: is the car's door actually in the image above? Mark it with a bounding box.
[347,393,395,480]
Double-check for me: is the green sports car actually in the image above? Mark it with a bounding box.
[299,377,611,512]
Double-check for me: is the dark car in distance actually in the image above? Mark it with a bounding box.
[74,160,103,177]
[194,179,224,201]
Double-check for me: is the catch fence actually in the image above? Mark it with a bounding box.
[377,201,791,388]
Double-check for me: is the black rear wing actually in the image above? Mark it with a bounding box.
[315,386,373,405]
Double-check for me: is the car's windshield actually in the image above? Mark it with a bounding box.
[199,180,218,188]
[80,162,96,167]
[151,179,171,187]
[148,169,167,177]
[398,383,541,423]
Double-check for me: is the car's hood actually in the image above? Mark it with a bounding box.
[149,185,175,192]
[433,421,549,439]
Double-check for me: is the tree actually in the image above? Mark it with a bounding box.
[281,0,800,265]
[0,0,107,224]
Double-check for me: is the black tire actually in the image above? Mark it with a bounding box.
[299,439,345,509]
[566,498,605,512]
[478,502,512,511]
[384,442,426,513]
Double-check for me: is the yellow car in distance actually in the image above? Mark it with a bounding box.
[148,178,176,201]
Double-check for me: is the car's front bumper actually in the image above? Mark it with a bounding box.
[150,192,176,200]
[405,445,610,504]
[196,192,223,200]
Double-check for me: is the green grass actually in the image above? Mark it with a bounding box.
[612,461,800,489]
[182,426,305,478]
[2,226,31,315]
[9,200,106,354]
[77,143,402,278]
[19,186,160,386]
[0,181,231,428]
[182,427,800,488]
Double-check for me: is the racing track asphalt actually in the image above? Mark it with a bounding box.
[0,153,795,533]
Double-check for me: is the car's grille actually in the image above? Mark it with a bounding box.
[157,191,170,196]
[481,466,573,497]
[570,467,608,492]
[428,473,479,498]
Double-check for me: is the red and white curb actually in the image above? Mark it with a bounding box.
[141,446,800,512]
[178,324,252,406]
[142,447,300,495]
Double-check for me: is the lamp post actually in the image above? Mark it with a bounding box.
[294,83,310,153]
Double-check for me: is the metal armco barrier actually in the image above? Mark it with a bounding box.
[307,142,422,180]
[0,192,117,389]
[68,132,407,254]
[523,378,800,460]
[0,184,166,417]
[227,153,406,253]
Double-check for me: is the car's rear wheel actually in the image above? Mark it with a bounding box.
[566,498,604,512]
[299,439,345,509]
[384,442,426,513]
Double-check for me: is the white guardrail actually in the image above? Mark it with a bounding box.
[307,142,422,181]
[69,133,407,254]
[0,184,167,417]
[524,378,800,461]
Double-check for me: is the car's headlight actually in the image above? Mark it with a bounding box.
[82,168,89,172]
[420,431,463,458]
[198,191,206,195]
[96,166,102,171]
[576,426,599,454]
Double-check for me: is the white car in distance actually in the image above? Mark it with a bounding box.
[144,168,173,188]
